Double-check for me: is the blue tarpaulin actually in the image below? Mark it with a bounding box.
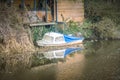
[64,48,82,57]
[64,35,84,43]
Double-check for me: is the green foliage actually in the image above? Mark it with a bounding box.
[79,18,118,39]
[78,21,93,38]
[84,0,120,24]
[31,25,56,42]
[60,20,92,38]
[83,0,120,39]
[92,17,118,39]
[31,27,43,42]
[62,17,119,39]
[62,21,79,34]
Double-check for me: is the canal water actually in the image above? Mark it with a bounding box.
[0,40,120,80]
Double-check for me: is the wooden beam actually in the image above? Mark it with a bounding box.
[34,0,36,11]
[21,0,24,9]
[45,0,48,22]
[55,0,58,22]
[30,22,56,27]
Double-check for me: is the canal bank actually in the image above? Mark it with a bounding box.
[0,5,34,53]
[0,40,120,80]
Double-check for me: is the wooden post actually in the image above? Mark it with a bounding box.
[45,0,48,22]
[52,0,54,21]
[55,0,58,22]
[34,0,36,11]
[21,0,24,10]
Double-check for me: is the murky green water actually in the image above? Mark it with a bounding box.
[0,40,120,80]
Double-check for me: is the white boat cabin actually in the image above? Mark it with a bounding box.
[42,32,66,44]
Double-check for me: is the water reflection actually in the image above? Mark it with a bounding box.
[0,53,32,73]
[31,47,83,67]
[0,40,120,80]
[31,47,85,80]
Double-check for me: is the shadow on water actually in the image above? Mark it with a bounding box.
[0,40,120,80]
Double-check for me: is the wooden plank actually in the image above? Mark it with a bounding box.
[30,22,56,26]
[56,0,84,22]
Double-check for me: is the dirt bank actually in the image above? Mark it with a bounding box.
[0,5,34,53]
